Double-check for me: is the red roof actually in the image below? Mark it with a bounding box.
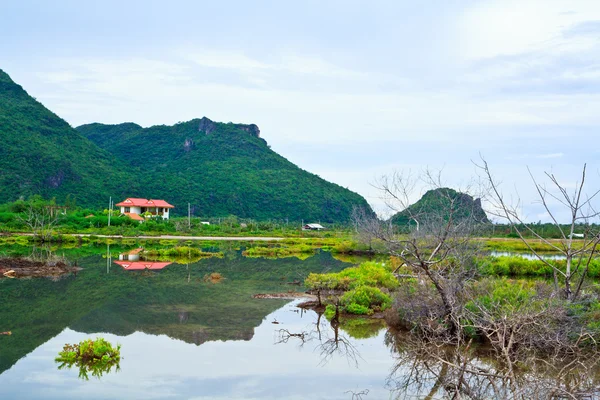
[115,198,175,208]
[113,261,173,270]
[124,213,145,221]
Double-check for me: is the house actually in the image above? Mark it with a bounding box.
[115,198,174,220]
[302,223,325,231]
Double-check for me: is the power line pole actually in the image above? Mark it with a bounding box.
[108,196,112,227]
[188,203,191,230]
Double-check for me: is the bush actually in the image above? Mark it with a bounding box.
[305,262,398,293]
[341,285,392,315]
[55,337,121,380]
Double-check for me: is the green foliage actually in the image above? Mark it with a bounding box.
[341,286,392,315]
[305,261,398,292]
[306,261,397,315]
[55,338,121,380]
[466,278,540,314]
[337,261,398,290]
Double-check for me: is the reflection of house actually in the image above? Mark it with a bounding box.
[113,261,172,270]
[116,198,174,220]
[114,248,172,270]
[302,223,325,231]
[119,253,140,261]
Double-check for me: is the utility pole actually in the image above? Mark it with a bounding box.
[188,203,191,230]
[108,197,112,227]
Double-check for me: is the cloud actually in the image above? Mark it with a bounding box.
[536,152,564,159]
[8,1,600,222]
[564,20,600,37]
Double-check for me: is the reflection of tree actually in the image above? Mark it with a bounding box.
[272,308,363,367]
[385,330,600,399]
[275,329,307,345]
[316,314,361,367]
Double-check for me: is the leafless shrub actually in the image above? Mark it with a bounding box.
[18,205,61,242]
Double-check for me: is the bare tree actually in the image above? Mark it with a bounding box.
[18,204,61,242]
[478,159,600,301]
[353,170,486,333]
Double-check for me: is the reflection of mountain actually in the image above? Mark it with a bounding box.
[0,250,347,374]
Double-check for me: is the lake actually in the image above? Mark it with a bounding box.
[1,244,598,399]
[0,245,398,400]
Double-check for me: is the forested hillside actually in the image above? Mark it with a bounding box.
[77,118,371,222]
[0,69,140,206]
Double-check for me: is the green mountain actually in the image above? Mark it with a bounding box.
[0,69,140,206]
[391,188,489,226]
[76,118,371,221]
[0,68,371,222]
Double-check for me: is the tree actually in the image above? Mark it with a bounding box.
[479,160,600,301]
[18,202,61,242]
[353,170,486,333]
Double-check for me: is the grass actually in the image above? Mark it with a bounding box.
[482,237,587,252]
[478,255,600,278]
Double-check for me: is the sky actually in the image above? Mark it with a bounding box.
[2,0,600,221]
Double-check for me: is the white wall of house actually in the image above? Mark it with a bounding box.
[121,206,142,214]
[163,208,170,219]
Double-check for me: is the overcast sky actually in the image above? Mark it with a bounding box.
[2,0,600,221]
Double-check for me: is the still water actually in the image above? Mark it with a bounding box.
[2,245,595,399]
[0,247,397,400]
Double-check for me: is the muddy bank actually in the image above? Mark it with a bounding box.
[0,258,80,278]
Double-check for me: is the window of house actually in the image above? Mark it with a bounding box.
[125,207,130,213]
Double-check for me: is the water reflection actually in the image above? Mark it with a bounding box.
[490,250,567,260]
[385,331,600,399]
[0,301,395,400]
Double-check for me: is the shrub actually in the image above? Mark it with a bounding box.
[55,338,121,380]
[341,285,392,315]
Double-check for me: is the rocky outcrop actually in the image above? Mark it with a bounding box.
[183,138,195,152]
[198,117,216,134]
[240,124,260,138]
[198,117,260,138]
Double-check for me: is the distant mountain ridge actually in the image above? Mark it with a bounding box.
[77,117,372,222]
[391,187,489,226]
[0,68,371,222]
